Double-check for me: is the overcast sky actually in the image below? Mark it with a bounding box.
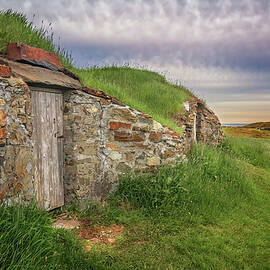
[2,0,270,123]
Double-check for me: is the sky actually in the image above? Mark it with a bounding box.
[1,0,270,123]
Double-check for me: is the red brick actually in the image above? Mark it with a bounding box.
[165,131,181,137]
[0,65,11,78]
[0,128,6,139]
[8,43,62,70]
[109,121,131,130]
[149,131,162,142]
[0,185,8,201]
[162,150,176,158]
[114,131,144,142]
[139,113,152,118]
[74,116,82,121]
[114,131,133,141]
[101,99,111,105]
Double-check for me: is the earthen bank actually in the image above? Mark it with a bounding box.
[0,44,225,209]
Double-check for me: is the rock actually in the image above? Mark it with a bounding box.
[162,150,176,158]
[132,132,144,142]
[1,57,81,90]
[52,219,81,230]
[152,120,163,130]
[0,110,6,126]
[132,124,149,132]
[108,151,122,160]
[112,108,137,122]
[149,131,162,142]
[116,162,131,172]
[146,157,161,166]
[15,148,30,179]
[105,144,120,151]
[0,128,6,139]
[0,185,8,201]
[184,102,190,111]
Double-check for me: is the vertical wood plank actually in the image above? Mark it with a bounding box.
[55,93,64,206]
[32,88,64,210]
[32,91,41,208]
[41,91,51,209]
[50,92,56,208]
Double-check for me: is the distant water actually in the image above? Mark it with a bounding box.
[222,123,248,127]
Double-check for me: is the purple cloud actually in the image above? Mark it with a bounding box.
[1,0,269,123]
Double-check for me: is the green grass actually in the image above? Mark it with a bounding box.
[0,9,72,68]
[111,145,256,221]
[80,136,270,269]
[1,10,270,269]
[0,203,94,270]
[0,9,192,132]
[73,66,192,130]
[221,135,270,169]
[1,136,270,269]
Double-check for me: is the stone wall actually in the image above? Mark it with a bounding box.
[0,57,225,206]
[63,90,103,203]
[63,89,187,203]
[176,98,225,147]
[0,76,33,203]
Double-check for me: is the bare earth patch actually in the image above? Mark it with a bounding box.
[78,220,125,250]
[51,213,81,230]
[51,213,125,250]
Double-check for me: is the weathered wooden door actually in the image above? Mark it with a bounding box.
[32,88,64,210]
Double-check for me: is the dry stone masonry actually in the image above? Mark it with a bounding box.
[63,89,187,203]
[0,44,225,208]
[0,74,33,202]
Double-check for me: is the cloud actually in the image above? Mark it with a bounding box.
[1,0,270,71]
[1,0,269,123]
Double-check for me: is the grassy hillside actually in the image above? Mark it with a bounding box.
[0,9,192,131]
[223,126,270,139]
[244,121,270,129]
[1,135,270,269]
[73,66,192,130]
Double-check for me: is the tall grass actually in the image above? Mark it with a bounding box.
[111,139,256,222]
[0,203,93,270]
[73,66,192,131]
[221,135,270,169]
[0,9,72,67]
[84,135,270,269]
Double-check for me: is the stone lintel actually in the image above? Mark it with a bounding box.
[0,57,81,90]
